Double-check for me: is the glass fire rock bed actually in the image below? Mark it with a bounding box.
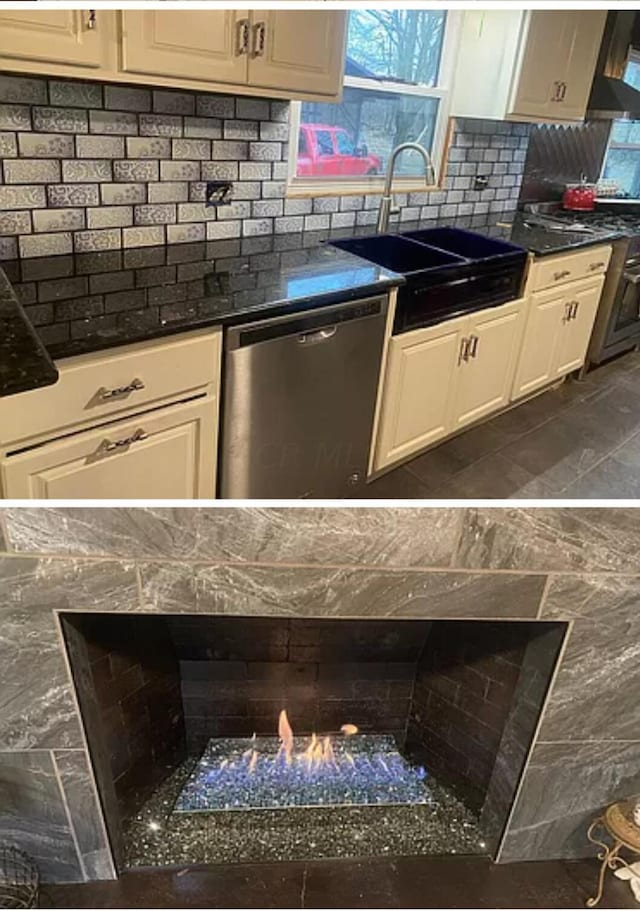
[122,728,487,868]
[174,734,432,812]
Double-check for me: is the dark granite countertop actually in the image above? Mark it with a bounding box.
[0,206,623,398]
[0,266,57,398]
[507,212,625,256]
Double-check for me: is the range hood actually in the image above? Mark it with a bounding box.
[588,11,640,119]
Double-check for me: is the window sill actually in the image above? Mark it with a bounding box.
[286,179,443,199]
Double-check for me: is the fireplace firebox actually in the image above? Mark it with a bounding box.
[60,613,565,872]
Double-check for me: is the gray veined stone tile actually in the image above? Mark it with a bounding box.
[2,507,465,567]
[54,751,116,880]
[139,562,547,620]
[0,751,83,882]
[455,507,640,573]
[537,574,640,742]
[499,740,640,862]
[0,556,138,750]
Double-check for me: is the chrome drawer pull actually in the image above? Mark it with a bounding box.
[571,301,580,319]
[589,261,605,271]
[99,378,145,400]
[104,429,148,453]
[553,269,571,281]
[87,9,97,30]
[468,335,479,358]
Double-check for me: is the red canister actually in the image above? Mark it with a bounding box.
[562,181,596,211]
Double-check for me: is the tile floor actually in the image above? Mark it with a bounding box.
[40,855,636,908]
[363,351,640,499]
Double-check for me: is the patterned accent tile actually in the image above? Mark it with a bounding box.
[172,138,210,159]
[19,233,72,258]
[86,206,133,229]
[17,133,74,158]
[148,181,189,203]
[196,94,235,118]
[32,208,86,233]
[113,160,159,182]
[89,109,138,136]
[0,132,17,156]
[160,160,201,181]
[122,225,165,247]
[211,139,249,160]
[133,204,177,226]
[62,159,112,182]
[166,223,206,244]
[100,182,147,205]
[33,106,88,133]
[0,211,31,236]
[47,184,100,207]
[4,159,60,184]
[74,228,122,252]
[0,74,47,104]
[76,135,125,158]
[125,136,172,159]
[139,113,182,137]
[0,104,31,130]
[49,80,103,108]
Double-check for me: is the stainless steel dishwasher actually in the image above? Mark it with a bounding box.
[220,295,388,498]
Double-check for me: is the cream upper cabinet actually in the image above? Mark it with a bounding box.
[247,10,346,96]
[2,398,215,500]
[452,9,606,122]
[120,10,249,85]
[0,8,113,70]
[373,316,467,471]
[452,299,525,432]
[512,276,605,400]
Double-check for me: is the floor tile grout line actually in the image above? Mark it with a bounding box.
[557,423,640,496]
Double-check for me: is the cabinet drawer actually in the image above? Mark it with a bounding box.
[530,244,611,292]
[2,396,216,499]
[1,328,221,449]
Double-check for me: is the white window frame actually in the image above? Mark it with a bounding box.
[600,49,640,194]
[287,9,461,197]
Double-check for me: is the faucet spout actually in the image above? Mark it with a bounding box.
[376,142,435,234]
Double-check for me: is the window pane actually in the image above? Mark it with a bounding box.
[297,86,439,179]
[347,10,447,87]
[603,149,640,197]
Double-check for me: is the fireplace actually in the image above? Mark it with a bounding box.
[60,613,566,872]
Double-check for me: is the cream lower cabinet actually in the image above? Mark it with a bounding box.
[2,398,215,499]
[373,298,525,472]
[512,276,605,400]
[451,299,525,432]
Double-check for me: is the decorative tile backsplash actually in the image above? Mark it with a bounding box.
[0,72,532,259]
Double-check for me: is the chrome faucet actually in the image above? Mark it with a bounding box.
[376,142,435,234]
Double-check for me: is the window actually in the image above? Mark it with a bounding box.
[288,9,459,192]
[601,52,640,197]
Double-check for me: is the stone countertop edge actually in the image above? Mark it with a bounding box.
[0,266,58,398]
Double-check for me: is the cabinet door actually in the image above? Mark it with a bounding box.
[511,290,567,400]
[452,299,525,431]
[247,10,346,97]
[510,11,568,119]
[120,10,249,85]
[374,316,468,470]
[2,398,216,500]
[556,11,607,120]
[0,9,108,68]
[553,278,604,377]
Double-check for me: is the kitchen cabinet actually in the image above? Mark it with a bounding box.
[372,298,526,472]
[2,398,215,499]
[512,276,605,399]
[452,9,606,122]
[373,315,468,470]
[120,10,249,86]
[451,299,525,431]
[0,9,346,101]
[0,8,114,70]
[0,327,221,500]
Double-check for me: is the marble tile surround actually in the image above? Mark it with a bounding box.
[0,506,639,880]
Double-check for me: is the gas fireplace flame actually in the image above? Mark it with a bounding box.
[278,709,294,765]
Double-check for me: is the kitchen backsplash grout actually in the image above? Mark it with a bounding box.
[0,72,532,260]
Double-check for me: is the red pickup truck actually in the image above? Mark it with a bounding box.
[296,123,382,177]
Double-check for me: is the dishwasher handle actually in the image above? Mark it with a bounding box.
[298,326,337,345]
[226,296,385,350]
